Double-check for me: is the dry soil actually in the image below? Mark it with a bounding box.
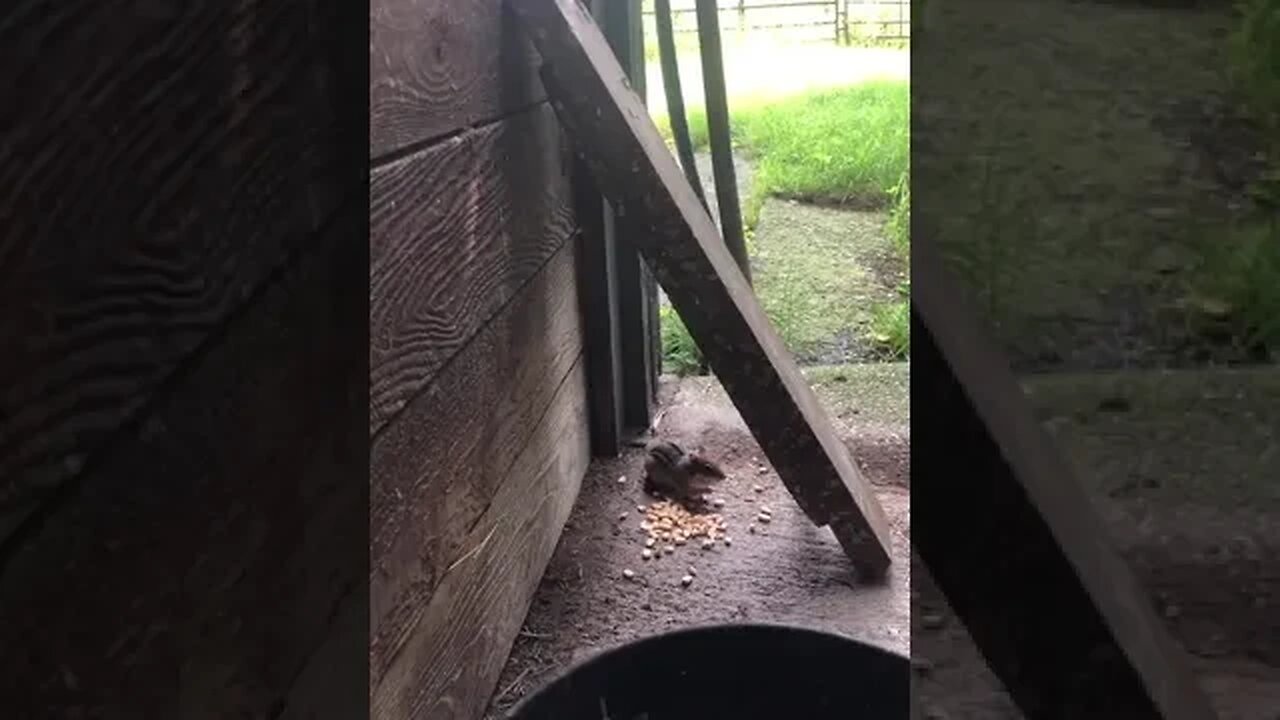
[485,369,911,718]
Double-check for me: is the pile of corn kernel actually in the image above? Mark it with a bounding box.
[636,500,731,560]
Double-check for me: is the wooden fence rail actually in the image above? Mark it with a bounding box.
[641,0,910,44]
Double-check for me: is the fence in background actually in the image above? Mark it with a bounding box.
[640,0,909,44]
[845,0,909,42]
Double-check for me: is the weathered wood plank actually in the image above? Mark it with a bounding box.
[369,243,585,689]
[0,0,352,546]
[911,240,1218,719]
[510,0,893,576]
[0,210,366,716]
[369,103,575,437]
[370,0,546,159]
[371,359,590,720]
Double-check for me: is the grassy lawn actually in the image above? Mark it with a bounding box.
[752,203,907,360]
[914,0,1278,369]
[655,81,908,210]
[652,1,1278,375]
[653,77,911,373]
[660,200,909,374]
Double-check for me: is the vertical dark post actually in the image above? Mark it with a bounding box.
[572,152,624,456]
[737,0,746,32]
[602,0,660,427]
[578,0,627,455]
[694,0,751,284]
[655,0,710,212]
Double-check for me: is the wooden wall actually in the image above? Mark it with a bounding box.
[369,1,592,718]
[0,0,366,716]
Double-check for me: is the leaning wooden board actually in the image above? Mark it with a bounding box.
[911,239,1217,719]
[508,0,892,577]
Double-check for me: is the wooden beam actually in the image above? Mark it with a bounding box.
[510,0,893,577]
[911,239,1218,719]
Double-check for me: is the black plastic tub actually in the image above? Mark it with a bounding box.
[505,623,909,720]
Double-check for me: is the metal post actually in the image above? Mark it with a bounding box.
[694,0,751,285]
[655,0,710,213]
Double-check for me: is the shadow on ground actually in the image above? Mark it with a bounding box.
[914,366,1280,719]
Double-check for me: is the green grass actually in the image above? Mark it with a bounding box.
[655,81,909,207]
[908,2,1260,365]
[653,81,912,373]
[865,168,911,359]
[752,203,905,360]
[885,168,910,258]
[655,74,916,368]
[868,296,910,359]
[1229,0,1280,132]
[660,203,908,374]
[660,303,704,375]
[1193,215,1280,356]
[1206,0,1280,357]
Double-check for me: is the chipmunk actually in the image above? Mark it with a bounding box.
[638,439,726,512]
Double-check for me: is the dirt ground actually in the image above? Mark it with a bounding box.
[485,368,911,718]
[483,360,1280,719]
[913,367,1280,719]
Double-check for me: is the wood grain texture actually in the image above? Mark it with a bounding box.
[0,0,353,545]
[510,0,893,576]
[911,242,1218,720]
[369,243,585,690]
[370,0,545,159]
[0,210,367,717]
[371,358,590,720]
[369,103,576,437]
